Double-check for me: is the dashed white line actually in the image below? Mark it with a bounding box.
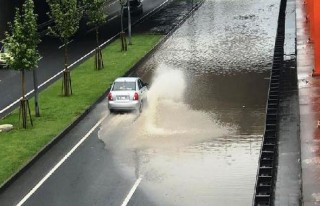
[58,39,74,49]
[120,176,143,206]
[16,114,108,206]
[0,0,170,116]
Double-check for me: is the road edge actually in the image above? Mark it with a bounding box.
[0,0,204,194]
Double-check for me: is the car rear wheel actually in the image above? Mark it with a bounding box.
[138,101,143,113]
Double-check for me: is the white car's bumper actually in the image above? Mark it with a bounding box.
[108,100,140,111]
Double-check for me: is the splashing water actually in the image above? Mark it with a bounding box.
[98,64,232,151]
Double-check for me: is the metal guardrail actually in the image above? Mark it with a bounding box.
[252,0,287,205]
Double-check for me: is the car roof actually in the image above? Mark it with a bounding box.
[114,77,139,82]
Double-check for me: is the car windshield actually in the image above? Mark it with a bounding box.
[112,81,136,91]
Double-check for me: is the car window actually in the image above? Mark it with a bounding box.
[112,81,136,91]
[138,80,144,89]
[129,0,140,6]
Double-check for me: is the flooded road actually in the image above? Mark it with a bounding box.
[0,0,283,205]
[98,0,280,205]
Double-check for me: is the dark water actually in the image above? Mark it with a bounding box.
[99,0,280,205]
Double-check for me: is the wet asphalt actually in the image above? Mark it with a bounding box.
[0,0,168,118]
[296,0,320,205]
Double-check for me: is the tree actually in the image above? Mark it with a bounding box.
[3,0,41,128]
[82,0,107,70]
[46,0,83,96]
[119,0,127,51]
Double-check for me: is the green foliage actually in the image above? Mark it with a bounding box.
[119,0,127,6]
[0,34,162,184]
[82,0,107,28]
[2,0,40,71]
[46,0,83,44]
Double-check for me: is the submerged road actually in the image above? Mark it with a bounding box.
[0,0,168,118]
[0,0,282,205]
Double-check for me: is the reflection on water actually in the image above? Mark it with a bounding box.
[99,0,279,205]
[151,0,277,75]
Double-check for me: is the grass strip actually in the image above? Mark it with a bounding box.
[0,33,162,185]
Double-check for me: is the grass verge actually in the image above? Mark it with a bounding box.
[0,33,162,185]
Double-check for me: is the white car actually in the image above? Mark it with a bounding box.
[107,77,148,113]
[0,46,10,68]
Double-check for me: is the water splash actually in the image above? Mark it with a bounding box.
[98,64,231,151]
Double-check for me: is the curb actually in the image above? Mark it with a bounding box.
[252,0,288,204]
[0,0,204,193]
[0,0,172,119]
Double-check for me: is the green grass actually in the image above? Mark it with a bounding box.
[0,34,162,185]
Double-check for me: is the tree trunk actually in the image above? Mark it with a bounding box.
[120,7,127,51]
[21,69,26,99]
[120,7,124,32]
[127,0,132,45]
[96,27,99,47]
[95,27,104,70]
[62,42,72,96]
[19,69,33,128]
[33,69,40,117]
[120,32,127,52]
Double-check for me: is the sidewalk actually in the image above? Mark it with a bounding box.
[296,0,320,205]
[274,0,301,203]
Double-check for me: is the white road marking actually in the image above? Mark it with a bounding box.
[58,39,74,49]
[120,176,143,206]
[0,46,97,115]
[0,0,170,116]
[107,0,118,7]
[16,114,108,206]
[108,15,118,22]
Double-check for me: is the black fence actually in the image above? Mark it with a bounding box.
[252,0,287,205]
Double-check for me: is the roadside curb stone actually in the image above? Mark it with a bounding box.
[0,0,205,194]
[0,124,13,132]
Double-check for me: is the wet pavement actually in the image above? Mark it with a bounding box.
[0,0,168,118]
[100,0,280,205]
[274,0,301,205]
[296,0,320,205]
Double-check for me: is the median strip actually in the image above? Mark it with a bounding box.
[0,0,205,193]
[0,34,162,187]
